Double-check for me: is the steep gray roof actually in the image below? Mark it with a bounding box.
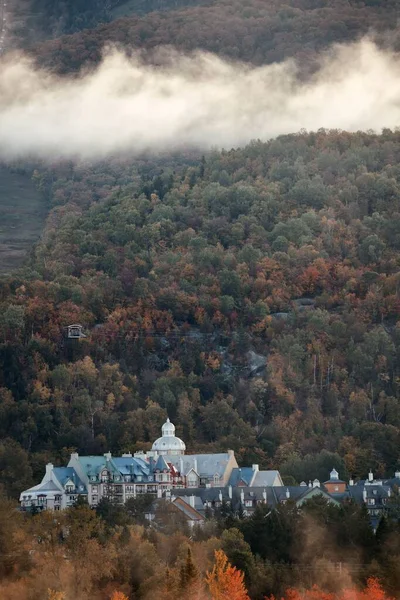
[22,480,62,495]
[228,467,254,486]
[112,457,151,477]
[53,467,86,492]
[78,456,119,477]
[252,470,283,487]
[166,453,233,478]
[154,455,170,472]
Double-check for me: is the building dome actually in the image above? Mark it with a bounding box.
[152,418,186,456]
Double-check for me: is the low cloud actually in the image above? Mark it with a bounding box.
[0,39,399,160]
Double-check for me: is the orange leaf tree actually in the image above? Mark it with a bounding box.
[110,592,129,600]
[206,549,250,600]
[267,578,393,600]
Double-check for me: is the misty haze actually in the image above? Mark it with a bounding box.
[0,39,399,159]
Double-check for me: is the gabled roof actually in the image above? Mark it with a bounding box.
[252,470,284,487]
[272,485,341,506]
[20,480,63,499]
[172,497,205,521]
[348,484,391,504]
[171,484,341,510]
[53,467,86,491]
[228,467,254,486]
[166,453,235,478]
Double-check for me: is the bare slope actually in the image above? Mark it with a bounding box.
[0,167,46,273]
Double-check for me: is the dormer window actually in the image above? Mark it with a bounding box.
[101,470,109,483]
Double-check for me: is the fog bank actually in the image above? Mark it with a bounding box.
[0,39,399,159]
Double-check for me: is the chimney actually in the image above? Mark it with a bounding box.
[122,453,132,458]
[363,487,367,502]
[313,479,320,488]
[349,477,354,486]
[104,451,112,461]
[308,480,312,488]
[228,450,234,457]
[228,485,232,499]
[286,488,290,499]
[194,458,198,473]
[70,452,79,461]
[189,495,195,508]
[157,487,162,499]
[252,464,259,473]
[262,488,267,503]
[180,456,184,474]
[218,490,223,503]
[368,470,373,482]
[240,488,245,503]
[395,470,400,479]
[387,488,391,498]
[45,463,54,481]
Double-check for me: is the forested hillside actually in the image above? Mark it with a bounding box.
[31,0,400,73]
[1,129,400,497]
[26,0,397,42]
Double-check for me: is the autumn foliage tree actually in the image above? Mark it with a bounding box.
[206,549,250,600]
[268,579,393,600]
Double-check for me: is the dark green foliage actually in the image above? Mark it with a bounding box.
[179,548,198,589]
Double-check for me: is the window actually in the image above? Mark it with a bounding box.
[367,498,375,506]
[101,471,109,483]
[334,486,339,492]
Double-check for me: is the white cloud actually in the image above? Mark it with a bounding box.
[0,38,399,160]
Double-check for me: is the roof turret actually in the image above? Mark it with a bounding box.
[152,418,186,456]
